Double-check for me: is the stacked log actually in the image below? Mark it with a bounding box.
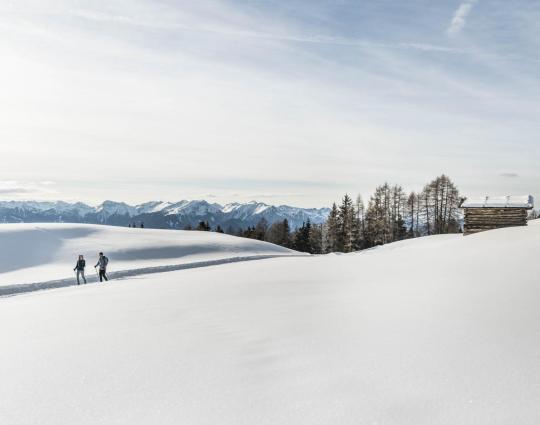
[464,207,528,235]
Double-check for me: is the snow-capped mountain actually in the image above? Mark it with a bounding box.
[96,201,139,220]
[0,200,330,230]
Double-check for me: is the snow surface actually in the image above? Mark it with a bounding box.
[462,195,534,208]
[0,223,296,288]
[2,222,540,424]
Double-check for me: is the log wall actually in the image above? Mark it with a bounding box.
[464,208,528,235]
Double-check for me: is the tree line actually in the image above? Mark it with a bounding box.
[186,175,463,254]
[322,174,462,253]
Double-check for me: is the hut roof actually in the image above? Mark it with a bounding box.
[461,195,534,209]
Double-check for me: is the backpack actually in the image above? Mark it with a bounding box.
[103,256,109,267]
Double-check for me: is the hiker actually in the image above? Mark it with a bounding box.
[94,252,109,282]
[73,254,87,285]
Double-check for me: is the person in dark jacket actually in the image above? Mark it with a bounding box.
[73,255,87,285]
[94,252,109,282]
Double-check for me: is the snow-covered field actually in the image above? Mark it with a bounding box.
[0,223,296,292]
[2,222,540,424]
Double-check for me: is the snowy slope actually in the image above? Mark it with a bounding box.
[2,222,540,424]
[0,223,296,288]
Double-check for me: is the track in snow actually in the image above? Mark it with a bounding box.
[0,254,307,298]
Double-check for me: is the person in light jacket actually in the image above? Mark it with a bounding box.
[73,255,87,285]
[94,252,109,282]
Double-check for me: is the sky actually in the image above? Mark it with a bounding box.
[0,0,539,207]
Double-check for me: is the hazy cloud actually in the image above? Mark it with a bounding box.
[500,173,519,178]
[447,1,478,36]
[0,181,57,198]
[0,187,32,195]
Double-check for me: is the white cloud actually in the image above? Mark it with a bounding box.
[0,0,538,207]
[447,1,478,36]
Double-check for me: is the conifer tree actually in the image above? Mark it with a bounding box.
[354,194,366,250]
[309,223,323,254]
[365,184,388,246]
[406,192,419,237]
[282,219,291,248]
[293,220,312,253]
[419,175,461,235]
[390,185,407,241]
[196,221,211,231]
[254,218,269,240]
[323,203,339,253]
[338,194,355,252]
[265,219,291,248]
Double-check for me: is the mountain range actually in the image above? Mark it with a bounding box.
[0,200,330,231]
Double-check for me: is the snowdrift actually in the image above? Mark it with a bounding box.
[0,223,296,289]
[2,222,540,424]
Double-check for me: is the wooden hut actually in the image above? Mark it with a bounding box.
[461,195,534,235]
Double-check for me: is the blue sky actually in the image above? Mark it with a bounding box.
[0,0,538,207]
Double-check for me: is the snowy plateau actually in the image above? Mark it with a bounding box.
[1,221,540,424]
